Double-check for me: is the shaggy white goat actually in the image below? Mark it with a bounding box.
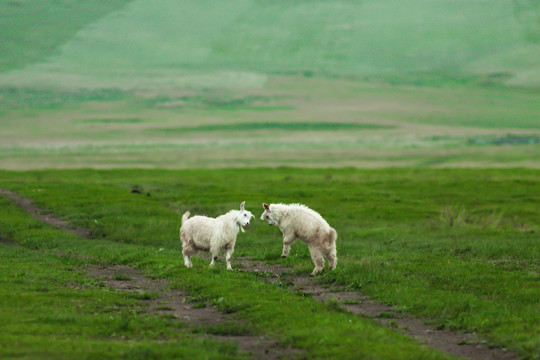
[180,201,253,270]
[260,203,337,276]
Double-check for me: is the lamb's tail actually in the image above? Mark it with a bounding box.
[182,211,191,225]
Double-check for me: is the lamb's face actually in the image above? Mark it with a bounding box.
[260,203,278,226]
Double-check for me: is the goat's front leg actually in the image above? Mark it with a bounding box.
[281,231,296,258]
[225,248,233,270]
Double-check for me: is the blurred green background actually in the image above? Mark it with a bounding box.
[1,0,539,168]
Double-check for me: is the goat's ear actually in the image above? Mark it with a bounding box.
[240,201,245,211]
[263,203,270,211]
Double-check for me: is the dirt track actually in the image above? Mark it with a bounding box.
[87,264,298,360]
[0,188,519,360]
[239,259,516,360]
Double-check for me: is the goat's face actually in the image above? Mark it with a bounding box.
[260,203,278,227]
[236,201,254,231]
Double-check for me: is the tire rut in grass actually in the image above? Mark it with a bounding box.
[87,264,298,360]
[238,259,518,360]
[0,188,91,238]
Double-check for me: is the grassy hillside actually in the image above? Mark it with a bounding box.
[1,0,539,88]
[0,0,133,73]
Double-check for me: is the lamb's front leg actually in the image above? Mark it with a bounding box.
[281,231,296,258]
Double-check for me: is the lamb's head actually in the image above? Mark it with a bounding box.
[235,201,254,233]
[260,203,278,227]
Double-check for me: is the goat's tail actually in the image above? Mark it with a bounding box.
[182,211,191,225]
[328,227,338,243]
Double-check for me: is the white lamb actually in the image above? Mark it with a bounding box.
[180,201,254,270]
[260,203,337,276]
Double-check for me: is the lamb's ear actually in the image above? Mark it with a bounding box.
[240,201,245,211]
[263,203,270,211]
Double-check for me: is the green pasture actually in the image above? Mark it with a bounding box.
[1,77,539,169]
[0,168,538,359]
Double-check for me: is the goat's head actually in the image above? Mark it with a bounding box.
[236,201,254,233]
[260,203,278,227]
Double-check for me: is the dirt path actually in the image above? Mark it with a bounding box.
[87,264,297,360]
[238,260,517,360]
[0,189,91,238]
[0,188,520,360]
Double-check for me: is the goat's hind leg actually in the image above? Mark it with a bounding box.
[308,245,325,276]
[209,254,218,268]
[209,243,219,268]
[182,244,195,268]
[325,241,337,270]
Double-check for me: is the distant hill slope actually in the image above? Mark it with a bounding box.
[0,0,133,73]
[1,0,539,89]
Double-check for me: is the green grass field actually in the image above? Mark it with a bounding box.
[1,77,539,169]
[0,169,538,359]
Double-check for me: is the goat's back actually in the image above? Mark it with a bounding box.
[278,204,332,240]
[180,215,220,250]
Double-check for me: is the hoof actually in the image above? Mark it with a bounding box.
[281,255,288,258]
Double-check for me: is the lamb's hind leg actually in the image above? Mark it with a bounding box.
[308,245,325,276]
